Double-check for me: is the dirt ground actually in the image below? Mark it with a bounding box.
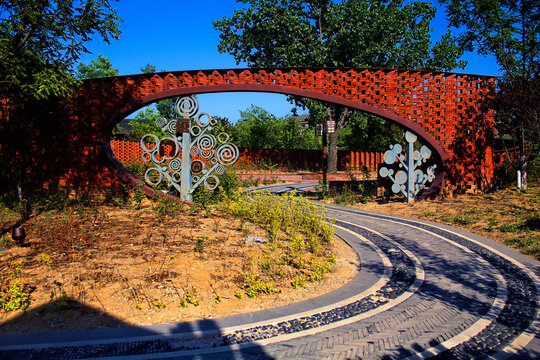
[0,198,359,334]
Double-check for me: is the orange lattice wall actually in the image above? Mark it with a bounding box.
[110,140,383,172]
[0,67,496,197]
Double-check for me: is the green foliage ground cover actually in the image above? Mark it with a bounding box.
[220,189,337,294]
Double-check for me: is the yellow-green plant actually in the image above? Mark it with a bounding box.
[38,253,53,265]
[0,261,29,311]
[0,280,29,311]
[244,273,278,298]
[185,289,200,306]
[225,190,334,247]
[291,274,306,289]
[223,190,337,293]
[154,300,166,309]
[309,258,335,282]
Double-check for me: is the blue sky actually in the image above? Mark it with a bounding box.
[80,0,501,122]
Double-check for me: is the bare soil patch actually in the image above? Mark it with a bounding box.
[0,198,359,334]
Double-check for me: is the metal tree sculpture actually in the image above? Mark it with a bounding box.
[141,96,239,201]
[379,131,437,203]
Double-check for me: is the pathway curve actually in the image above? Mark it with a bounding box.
[0,183,538,359]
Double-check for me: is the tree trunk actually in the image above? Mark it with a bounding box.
[518,128,528,190]
[327,130,339,173]
[325,106,349,174]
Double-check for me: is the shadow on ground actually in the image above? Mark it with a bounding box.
[0,299,273,359]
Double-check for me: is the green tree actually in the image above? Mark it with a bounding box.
[0,0,121,99]
[339,116,403,152]
[236,105,279,149]
[127,107,166,142]
[76,54,118,79]
[234,105,319,149]
[0,0,120,199]
[214,0,466,172]
[274,115,319,150]
[440,0,539,189]
[140,63,157,74]
[212,116,239,142]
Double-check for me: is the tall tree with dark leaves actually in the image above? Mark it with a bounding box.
[440,0,540,189]
[0,0,121,199]
[214,0,466,172]
[0,0,121,98]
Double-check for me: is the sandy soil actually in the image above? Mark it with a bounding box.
[0,199,359,334]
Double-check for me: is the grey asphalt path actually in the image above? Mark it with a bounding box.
[0,182,538,359]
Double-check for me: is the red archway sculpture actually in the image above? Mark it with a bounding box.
[1,67,496,196]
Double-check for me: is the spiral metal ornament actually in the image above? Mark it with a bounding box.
[169,159,182,172]
[198,134,216,151]
[191,160,204,175]
[175,96,198,118]
[217,132,229,144]
[204,175,219,190]
[171,171,182,183]
[215,164,227,175]
[144,167,163,186]
[168,120,177,134]
[141,134,160,153]
[155,117,168,129]
[190,145,200,157]
[216,144,239,166]
[196,113,212,128]
[159,137,181,160]
[140,95,239,201]
[190,125,201,137]
[201,149,214,160]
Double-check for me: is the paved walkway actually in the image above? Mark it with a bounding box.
[0,183,538,359]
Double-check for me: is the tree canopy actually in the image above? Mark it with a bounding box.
[214,0,466,171]
[234,105,319,150]
[0,0,121,99]
[440,0,539,79]
[214,0,466,70]
[76,54,118,79]
[0,0,121,198]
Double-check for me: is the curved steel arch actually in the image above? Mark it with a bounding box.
[101,84,447,199]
